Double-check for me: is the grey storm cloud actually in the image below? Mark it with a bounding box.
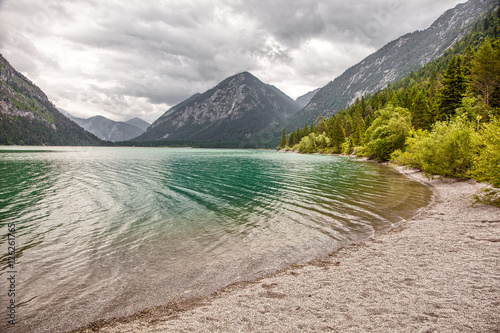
[0,0,464,122]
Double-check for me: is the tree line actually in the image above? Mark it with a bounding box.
[280,9,500,194]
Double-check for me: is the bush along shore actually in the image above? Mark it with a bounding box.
[279,9,500,206]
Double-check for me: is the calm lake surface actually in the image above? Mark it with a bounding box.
[0,147,431,332]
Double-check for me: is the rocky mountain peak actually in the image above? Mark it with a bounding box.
[134,72,300,145]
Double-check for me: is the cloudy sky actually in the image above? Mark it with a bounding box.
[0,0,465,123]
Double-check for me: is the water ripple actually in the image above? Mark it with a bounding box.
[0,147,431,332]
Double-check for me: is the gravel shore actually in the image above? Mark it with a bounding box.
[82,167,500,333]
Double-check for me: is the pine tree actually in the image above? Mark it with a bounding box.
[316,114,327,134]
[470,38,500,108]
[330,115,345,153]
[302,124,310,137]
[411,90,432,129]
[436,56,467,119]
[350,110,366,146]
[279,128,287,149]
[287,131,296,147]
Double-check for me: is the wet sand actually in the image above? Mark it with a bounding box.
[78,167,500,333]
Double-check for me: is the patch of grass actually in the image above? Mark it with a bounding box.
[473,188,500,207]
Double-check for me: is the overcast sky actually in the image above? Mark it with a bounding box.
[0,0,465,123]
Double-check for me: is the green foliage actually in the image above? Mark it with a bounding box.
[411,90,433,130]
[473,188,500,207]
[436,56,468,119]
[297,135,315,153]
[469,37,500,108]
[315,114,327,134]
[278,128,287,149]
[294,132,331,154]
[0,112,106,146]
[330,115,346,153]
[341,137,354,155]
[285,9,500,189]
[393,116,476,179]
[363,106,413,161]
[471,117,500,187]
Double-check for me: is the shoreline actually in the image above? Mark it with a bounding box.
[76,166,500,333]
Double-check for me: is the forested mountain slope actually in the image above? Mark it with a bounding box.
[0,55,106,146]
[289,0,497,129]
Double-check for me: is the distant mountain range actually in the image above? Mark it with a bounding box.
[0,55,105,146]
[135,0,495,147]
[133,72,301,147]
[59,109,150,142]
[0,0,496,148]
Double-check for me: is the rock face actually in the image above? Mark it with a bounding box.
[61,111,150,142]
[291,0,498,127]
[0,54,105,145]
[295,88,320,108]
[135,72,301,145]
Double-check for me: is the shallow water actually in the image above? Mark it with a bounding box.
[0,147,431,332]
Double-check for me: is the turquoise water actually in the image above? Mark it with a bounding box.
[0,147,431,332]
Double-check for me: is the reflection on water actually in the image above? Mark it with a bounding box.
[0,147,431,332]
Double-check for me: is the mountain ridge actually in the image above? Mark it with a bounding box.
[134,71,301,146]
[60,110,150,142]
[0,54,106,146]
[290,0,497,128]
[296,88,320,108]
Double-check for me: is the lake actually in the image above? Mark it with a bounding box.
[0,147,431,332]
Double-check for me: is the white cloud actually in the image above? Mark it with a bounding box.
[0,0,465,122]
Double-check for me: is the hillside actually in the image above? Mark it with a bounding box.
[132,72,301,147]
[283,6,500,189]
[296,88,320,108]
[0,55,106,146]
[289,0,497,128]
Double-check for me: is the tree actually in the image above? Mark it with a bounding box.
[411,90,432,130]
[364,106,413,161]
[287,131,296,147]
[279,128,287,149]
[471,117,500,187]
[470,38,500,108]
[330,115,345,153]
[316,114,327,134]
[302,124,310,137]
[436,56,467,119]
[350,109,366,146]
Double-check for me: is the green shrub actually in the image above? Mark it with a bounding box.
[298,134,315,153]
[471,117,500,187]
[390,129,429,168]
[341,137,354,155]
[394,116,476,179]
[296,132,331,154]
[473,188,500,207]
[363,106,413,161]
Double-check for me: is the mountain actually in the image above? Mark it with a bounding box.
[134,72,301,146]
[296,88,320,108]
[60,111,150,142]
[290,0,498,127]
[69,115,147,142]
[0,55,106,146]
[125,117,150,132]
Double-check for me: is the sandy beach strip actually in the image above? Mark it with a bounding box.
[79,167,500,333]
